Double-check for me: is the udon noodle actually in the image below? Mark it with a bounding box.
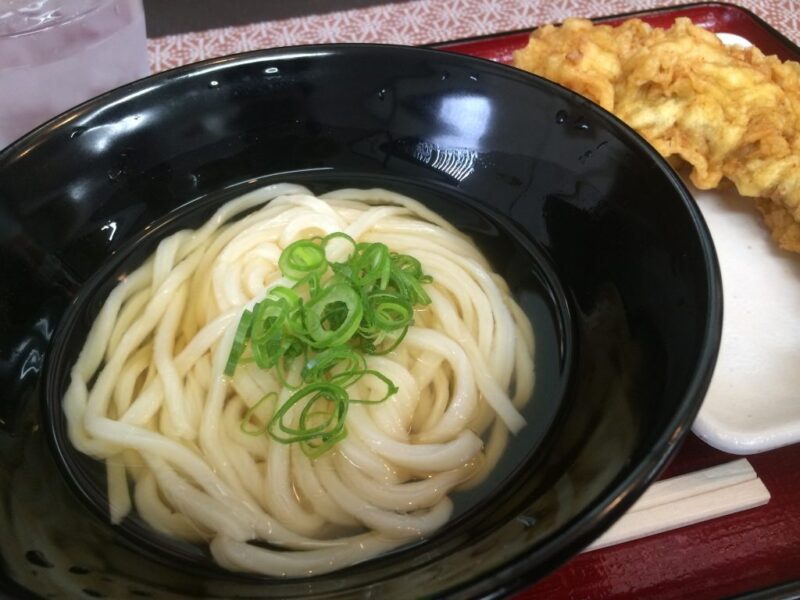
[63,184,535,576]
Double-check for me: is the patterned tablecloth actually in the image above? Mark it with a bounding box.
[147,0,800,72]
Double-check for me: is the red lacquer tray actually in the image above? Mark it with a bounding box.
[435,2,800,63]
[434,3,800,599]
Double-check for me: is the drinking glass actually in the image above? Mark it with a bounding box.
[0,0,149,149]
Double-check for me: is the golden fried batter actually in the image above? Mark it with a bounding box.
[513,18,800,253]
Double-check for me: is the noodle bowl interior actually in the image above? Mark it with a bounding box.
[63,184,537,576]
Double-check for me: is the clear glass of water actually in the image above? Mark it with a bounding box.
[0,0,148,149]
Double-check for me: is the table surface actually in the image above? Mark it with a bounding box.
[141,1,800,598]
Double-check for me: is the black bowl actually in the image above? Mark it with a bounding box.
[0,44,721,599]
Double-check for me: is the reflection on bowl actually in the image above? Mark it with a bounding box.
[0,44,721,598]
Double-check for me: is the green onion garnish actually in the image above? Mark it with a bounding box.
[224,309,254,376]
[226,232,433,456]
[240,392,277,436]
[278,240,327,280]
[268,383,349,458]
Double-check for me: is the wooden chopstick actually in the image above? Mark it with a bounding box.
[630,458,757,511]
[585,459,770,551]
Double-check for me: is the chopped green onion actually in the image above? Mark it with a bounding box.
[301,346,366,384]
[304,282,363,347]
[366,325,409,356]
[227,232,433,456]
[335,369,399,404]
[240,392,277,436]
[279,240,327,280]
[351,242,391,289]
[268,383,349,457]
[366,292,413,331]
[322,232,357,259]
[224,309,254,376]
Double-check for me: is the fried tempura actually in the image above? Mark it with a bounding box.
[513,18,800,253]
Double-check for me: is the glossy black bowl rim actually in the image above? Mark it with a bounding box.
[450,163,723,597]
[1,43,724,598]
[412,49,722,597]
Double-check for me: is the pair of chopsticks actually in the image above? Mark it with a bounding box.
[587,459,770,551]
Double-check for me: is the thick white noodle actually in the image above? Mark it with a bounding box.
[64,184,535,577]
